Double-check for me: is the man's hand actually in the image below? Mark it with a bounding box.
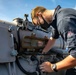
[42,37,56,54]
[40,61,54,72]
[42,50,47,54]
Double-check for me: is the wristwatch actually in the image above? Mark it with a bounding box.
[51,64,58,72]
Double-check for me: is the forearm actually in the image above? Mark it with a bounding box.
[56,55,76,70]
[40,55,76,73]
[43,37,56,53]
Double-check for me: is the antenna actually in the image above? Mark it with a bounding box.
[24,14,28,21]
[23,14,29,30]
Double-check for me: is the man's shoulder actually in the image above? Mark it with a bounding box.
[57,8,76,24]
[57,8,76,16]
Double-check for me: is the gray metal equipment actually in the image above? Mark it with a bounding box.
[0,14,68,75]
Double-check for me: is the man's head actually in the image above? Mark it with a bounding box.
[31,6,54,30]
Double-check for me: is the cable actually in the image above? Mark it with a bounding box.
[16,56,40,75]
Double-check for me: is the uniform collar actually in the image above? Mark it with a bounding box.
[52,5,61,21]
[51,5,61,28]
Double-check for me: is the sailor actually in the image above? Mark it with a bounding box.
[31,5,76,74]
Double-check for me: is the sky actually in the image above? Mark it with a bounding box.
[0,0,76,22]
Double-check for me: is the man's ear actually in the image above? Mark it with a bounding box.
[36,12,42,17]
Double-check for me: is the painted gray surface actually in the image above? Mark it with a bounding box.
[0,20,66,75]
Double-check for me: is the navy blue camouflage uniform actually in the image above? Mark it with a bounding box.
[51,5,76,75]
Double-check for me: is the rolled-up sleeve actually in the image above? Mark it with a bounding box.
[66,31,76,58]
[52,28,59,39]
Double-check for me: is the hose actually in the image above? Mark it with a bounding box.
[16,56,41,75]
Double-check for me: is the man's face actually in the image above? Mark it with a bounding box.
[32,15,44,26]
[32,14,51,30]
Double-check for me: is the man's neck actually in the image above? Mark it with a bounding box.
[47,10,55,23]
[42,9,55,23]
[51,10,55,17]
